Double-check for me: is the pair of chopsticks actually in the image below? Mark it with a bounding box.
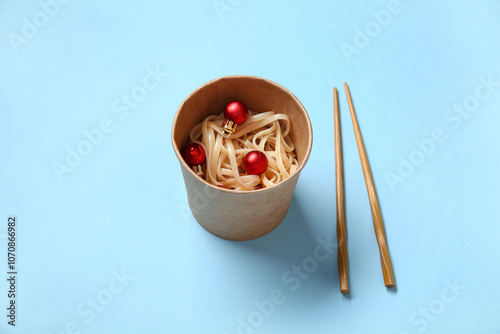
[334,83,395,293]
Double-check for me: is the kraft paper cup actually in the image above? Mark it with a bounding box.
[172,75,313,241]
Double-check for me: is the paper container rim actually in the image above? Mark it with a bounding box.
[171,75,313,195]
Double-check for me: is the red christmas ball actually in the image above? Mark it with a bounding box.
[243,151,268,175]
[224,101,248,125]
[182,143,206,166]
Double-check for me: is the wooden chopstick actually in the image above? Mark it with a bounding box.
[344,82,395,288]
[334,87,350,294]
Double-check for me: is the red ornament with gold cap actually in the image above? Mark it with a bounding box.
[221,101,249,138]
[182,143,206,176]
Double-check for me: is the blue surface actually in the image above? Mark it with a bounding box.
[1,1,500,333]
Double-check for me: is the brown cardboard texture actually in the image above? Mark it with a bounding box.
[172,75,313,241]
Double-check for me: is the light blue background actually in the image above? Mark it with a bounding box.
[1,1,500,333]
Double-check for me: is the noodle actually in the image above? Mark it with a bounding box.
[189,110,298,190]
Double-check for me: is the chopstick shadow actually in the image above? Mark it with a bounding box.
[235,196,340,294]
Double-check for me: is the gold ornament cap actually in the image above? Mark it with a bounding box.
[192,164,203,176]
[221,119,237,138]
